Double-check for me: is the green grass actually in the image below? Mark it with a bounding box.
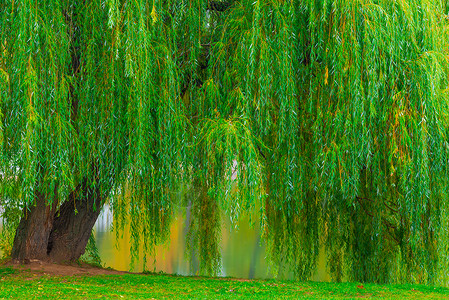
[0,267,448,299]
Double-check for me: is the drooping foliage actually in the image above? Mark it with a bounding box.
[1,0,449,284]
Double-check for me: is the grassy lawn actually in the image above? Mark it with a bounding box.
[0,266,448,299]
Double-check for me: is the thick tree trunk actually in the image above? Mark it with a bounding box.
[11,192,58,262]
[11,180,103,264]
[47,181,102,262]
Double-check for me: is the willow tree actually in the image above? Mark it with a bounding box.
[1,0,449,284]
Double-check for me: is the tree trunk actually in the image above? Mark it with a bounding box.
[47,181,102,262]
[11,181,103,264]
[11,192,58,262]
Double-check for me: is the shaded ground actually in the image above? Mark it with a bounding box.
[4,260,127,276]
[0,263,448,299]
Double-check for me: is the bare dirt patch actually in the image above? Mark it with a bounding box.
[3,260,128,277]
[2,260,255,282]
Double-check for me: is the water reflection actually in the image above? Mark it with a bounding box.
[94,205,270,279]
[94,206,330,281]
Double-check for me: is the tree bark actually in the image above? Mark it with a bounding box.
[11,192,58,262]
[47,181,103,262]
[11,179,104,264]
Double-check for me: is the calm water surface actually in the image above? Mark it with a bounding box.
[94,206,329,280]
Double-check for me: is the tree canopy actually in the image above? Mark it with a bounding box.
[1,0,449,285]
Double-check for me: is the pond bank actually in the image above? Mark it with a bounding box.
[1,263,448,299]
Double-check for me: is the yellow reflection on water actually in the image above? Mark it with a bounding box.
[94,212,270,279]
[94,209,329,281]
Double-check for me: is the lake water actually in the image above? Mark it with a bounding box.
[93,205,330,280]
